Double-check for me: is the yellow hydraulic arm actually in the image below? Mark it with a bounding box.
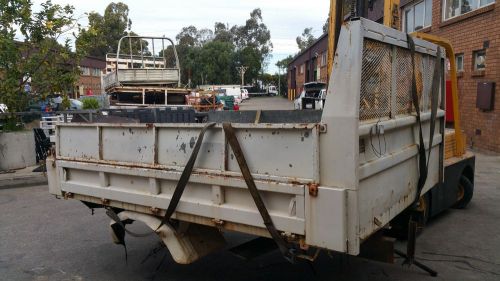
[327,0,341,80]
[383,0,401,29]
[328,0,401,78]
[411,33,465,157]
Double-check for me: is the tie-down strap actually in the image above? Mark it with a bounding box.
[406,35,442,208]
[157,122,216,229]
[222,122,296,263]
[156,121,296,262]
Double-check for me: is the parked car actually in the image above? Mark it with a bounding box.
[0,103,7,130]
[0,103,7,113]
[240,88,249,101]
[316,89,327,109]
[70,99,83,110]
[267,85,278,96]
[294,82,327,110]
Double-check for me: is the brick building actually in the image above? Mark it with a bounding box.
[76,56,106,98]
[401,0,499,151]
[287,33,329,99]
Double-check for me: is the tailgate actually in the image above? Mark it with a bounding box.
[52,122,321,236]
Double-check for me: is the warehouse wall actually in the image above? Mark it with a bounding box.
[422,0,500,152]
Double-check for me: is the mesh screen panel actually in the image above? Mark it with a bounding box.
[422,55,436,111]
[395,47,414,115]
[360,39,439,120]
[360,40,392,121]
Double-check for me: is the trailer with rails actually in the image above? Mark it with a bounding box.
[47,19,474,271]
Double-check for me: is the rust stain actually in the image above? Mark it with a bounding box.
[308,183,319,197]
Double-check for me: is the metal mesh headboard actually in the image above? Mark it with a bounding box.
[360,38,439,121]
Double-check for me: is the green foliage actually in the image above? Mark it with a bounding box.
[198,41,235,85]
[213,22,234,43]
[82,98,100,110]
[235,47,261,83]
[0,0,80,112]
[323,17,329,34]
[76,2,149,58]
[163,8,273,87]
[78,5,273,88]
[296,27,317,52]
[1,117,24,132]
[276,55,293,70]
[61,94,70,110]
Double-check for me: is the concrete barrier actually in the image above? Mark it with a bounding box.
[0,131,36,171]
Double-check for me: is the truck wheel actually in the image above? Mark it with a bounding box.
[453,175,474,209]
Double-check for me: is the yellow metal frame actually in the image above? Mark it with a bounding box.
[327,0,338,80]
[326,2,464,156]
[383,0,400,29]
[411,32,465,157]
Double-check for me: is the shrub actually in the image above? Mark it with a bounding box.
[61,95,71,110]
[82,98,100,110]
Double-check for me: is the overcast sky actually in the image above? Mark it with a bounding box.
[32,0,330,73]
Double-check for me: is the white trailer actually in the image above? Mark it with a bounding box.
[47,19,473,266]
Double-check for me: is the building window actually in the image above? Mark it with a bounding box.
[80,66,90,76]
[321,53,327,67]
[455,53,464,71]
[473,50,486,71]
[93,68,101,77]
[443,0,495,20]
[403,0,432,33]
[300,64,304,74]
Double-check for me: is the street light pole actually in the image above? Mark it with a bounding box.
[278,67,281,96]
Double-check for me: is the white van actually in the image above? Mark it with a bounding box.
[214,85,242,104]
[267,85,278,96]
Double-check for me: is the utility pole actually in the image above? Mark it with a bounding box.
[236,66,249,86]
[277,67,281,96]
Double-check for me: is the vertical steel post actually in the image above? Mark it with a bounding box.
[383,0,400,29]
[140,39,144,68]
[152,39,156,69]
[129,37,133,69]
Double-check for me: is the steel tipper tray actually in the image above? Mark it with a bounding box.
[47,18,449,264]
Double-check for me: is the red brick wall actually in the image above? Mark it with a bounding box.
[319,62,328,83]
[296,64,306,93]
[288,35,329,96]
[406,0,500,152]
[77,76,102,98]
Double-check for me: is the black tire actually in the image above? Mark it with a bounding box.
[453,175,474,209]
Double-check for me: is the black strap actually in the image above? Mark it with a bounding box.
[407,35,442,207]
[157,122,216,230]
[222,122,296,263]
[428,48,442,168]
